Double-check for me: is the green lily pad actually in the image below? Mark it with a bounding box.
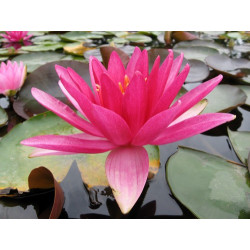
[0,107,8,127]
[205,54,250,84]
[202,85,246,113]
[0,111,159,193]
[174,46,219,62]
[13,60,91,119]
[21,42,66,52]
[167,146,250,219]
[126,34,152,44]
[31,34,61,44]
[226,32,250,40]
[174,39,230,55]
[234,44,250,53]
[60,31,102,42]
[228,128,250,165]
[237,85,250,105]
[0,47,17,56]
[12,52,69,72]
[185,59,210,83]
[0,56,8,61]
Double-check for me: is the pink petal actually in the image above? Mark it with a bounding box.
[92,104,132,145]
[152,64,190,115]
[67,67,95,102]
[172,75,223,118]
[152,113,236,145]
[31,88,102,137]
[122,71,147,136]
[164,53,184,90]
[89,56,108,103]
[105,146,149,214]
[21,134,116,154]
[126,47,141,79]
[132,100,182,146]
[29,149,75,158]
[147,56,160,113]
[170,99,208,126]
[157,49,174,94]
[108,51,126,85]
[134,49,148,79]
[100,73,123,114]
[59,76,132,145]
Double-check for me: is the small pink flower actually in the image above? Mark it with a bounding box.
[1,31,32,43]
[21,47,235,214]
[0,61,27,96]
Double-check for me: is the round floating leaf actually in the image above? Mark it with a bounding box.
[174,46,219,62]
[12,52,68,72]
[126,34,152,43]
[63,42,95,56]
[0,47,17,56]
[0,107,8,127]
[228,128,250,165]
[60,31,102,42]
[206,54,250,83]
[0,112,159,193]
[202,85,246,113]
[21,42,66,52]
[31,34,61,44]
[167,146,250,219]
[0,56,8,61]
[185,59,210,82]
[13,60,91,119]
[234,44,250,53]
[83,49,103,61]
[172,31,198,42]
[226,32,249,40]
[237,85,250,105]
[174,39,230,55]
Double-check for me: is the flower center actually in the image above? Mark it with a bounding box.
[118,75,130,94]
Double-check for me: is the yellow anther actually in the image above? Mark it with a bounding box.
[124,75,130,88]
[118,82,125,94]
[96,84,101,92]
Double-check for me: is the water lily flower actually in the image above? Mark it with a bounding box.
[21,47,235,214]
[0,61,27,97]
[1,31,32,43]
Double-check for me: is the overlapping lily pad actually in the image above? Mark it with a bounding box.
[126,34,152,44]
[60,31,103,42]
[237,85,250,105]
[167,146,250,219]
[174,46,219,62]
[185,59,210,82]
[12,52,70,72]
[21,42,66,52]
[228,128,250,165]
[0,111,160,193]
[202,85,247,113]
[13,60,91,119]
[205,54,250,83]
[174,40,230,55]
[0,107,8,127]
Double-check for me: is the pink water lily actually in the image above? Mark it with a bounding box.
[1,31,32,43]
[0,61,27,97]
[21,47,235,214]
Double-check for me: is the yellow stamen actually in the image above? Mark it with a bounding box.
[118,82,125,94]
[96,84,101,92]
[124,75,130,88]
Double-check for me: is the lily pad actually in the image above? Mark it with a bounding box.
[126,34,152,44]
[174,40,230,55]
[202,85,246,113]
[167,146,250,219]
[31,34,61,44]
[12,52,69,72]
[0,111,160,193]
[237,85,250,105]
[228,128,250,165]
[0,107,8,127]
[205,54,250,83]
[63,42,95,56]
[83,49,103,61]
[21,42,66,52]
[60,31,102,42]
[185,59,210,83]
[234,44,250,53]
[13,60,91,119]
[0,56,8,61]
[174,46,219,62]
